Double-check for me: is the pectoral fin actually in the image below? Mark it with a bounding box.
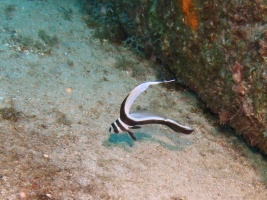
[130,126,142,129]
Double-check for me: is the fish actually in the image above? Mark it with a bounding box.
[109,79,193,140]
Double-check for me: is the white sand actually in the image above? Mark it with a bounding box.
[0,0,267,199]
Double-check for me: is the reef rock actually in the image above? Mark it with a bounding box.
[86,0,267,154]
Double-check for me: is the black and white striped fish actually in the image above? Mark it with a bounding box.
[109,79,193,140]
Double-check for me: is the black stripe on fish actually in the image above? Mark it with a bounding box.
[111,123,119,133]
[115,119,128,132]
[109,79,193,140]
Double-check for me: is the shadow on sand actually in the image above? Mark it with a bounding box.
[103,132,193,152]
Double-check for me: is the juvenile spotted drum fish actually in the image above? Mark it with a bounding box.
[109,79,193,140]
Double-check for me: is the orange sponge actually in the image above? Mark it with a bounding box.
[181,0,198,30]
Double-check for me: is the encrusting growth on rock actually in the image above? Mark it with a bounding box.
[180,0,198,30]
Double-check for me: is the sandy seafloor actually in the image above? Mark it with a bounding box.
[0,0,267,199]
